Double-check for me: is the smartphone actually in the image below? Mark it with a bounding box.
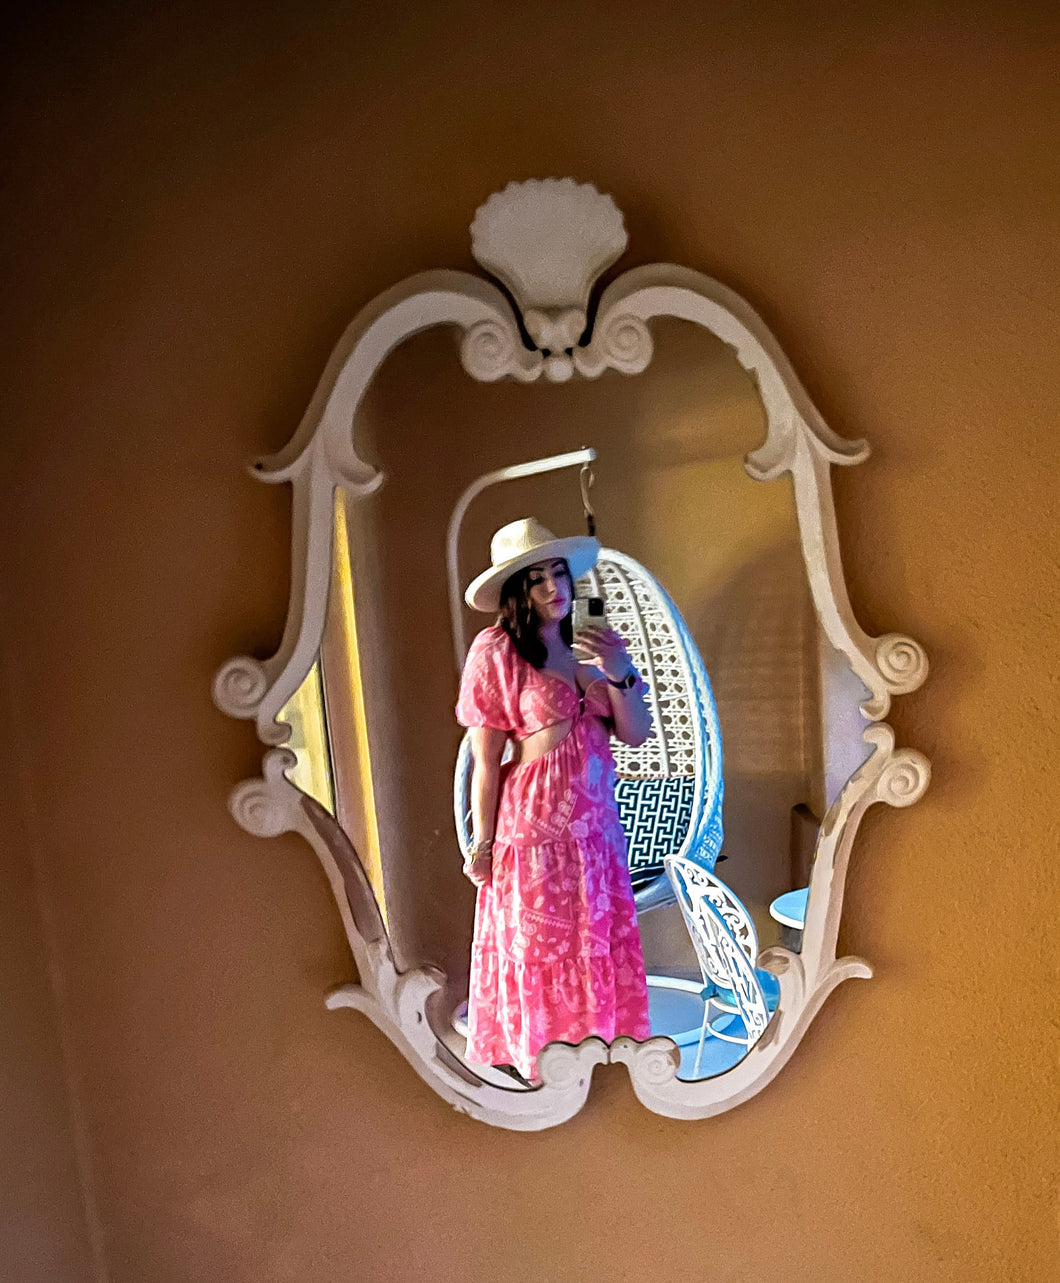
[572,595,607,632]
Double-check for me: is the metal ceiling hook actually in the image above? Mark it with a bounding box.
[579,452,597,538]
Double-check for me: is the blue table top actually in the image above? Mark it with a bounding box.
[769,887,809,929]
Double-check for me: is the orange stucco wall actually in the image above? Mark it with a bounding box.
[2,3,1056,1280]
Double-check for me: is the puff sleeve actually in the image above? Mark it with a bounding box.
[456,626,520,733]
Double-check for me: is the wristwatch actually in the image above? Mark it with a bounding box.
[607,670,637,690]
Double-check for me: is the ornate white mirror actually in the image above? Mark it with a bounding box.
[214,179,929,1128]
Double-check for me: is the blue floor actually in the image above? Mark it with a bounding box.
[646,979,751,1080]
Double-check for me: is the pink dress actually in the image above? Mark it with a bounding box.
[456,625,651,1081]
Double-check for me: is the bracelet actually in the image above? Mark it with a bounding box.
[607,670,638,690]
[467,838,494,858]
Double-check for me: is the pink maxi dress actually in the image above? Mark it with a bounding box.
[456,625,651,1081]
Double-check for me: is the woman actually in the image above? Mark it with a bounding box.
[456,517,652,1083]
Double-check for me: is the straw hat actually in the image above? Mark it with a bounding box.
[464,517,600,612]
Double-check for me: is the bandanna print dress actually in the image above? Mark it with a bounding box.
[456,625,651,1081]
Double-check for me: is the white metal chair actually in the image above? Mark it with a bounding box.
[663,854,778,1076]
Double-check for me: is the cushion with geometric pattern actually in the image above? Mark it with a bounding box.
[615,776,696,887]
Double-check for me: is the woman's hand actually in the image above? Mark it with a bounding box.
[462,850,493,887]
[573,624,633,682]
[459,836,492,887]
[467,729,505,889]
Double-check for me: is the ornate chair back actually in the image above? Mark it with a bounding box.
[664,854,771,1056]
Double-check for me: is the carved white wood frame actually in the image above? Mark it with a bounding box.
[213,179,929,1128]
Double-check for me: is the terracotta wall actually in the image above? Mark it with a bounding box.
[2,3,1055,1280]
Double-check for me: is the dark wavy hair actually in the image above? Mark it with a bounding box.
[498,560,573,668]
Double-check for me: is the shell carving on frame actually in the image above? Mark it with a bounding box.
[470,178,628,348]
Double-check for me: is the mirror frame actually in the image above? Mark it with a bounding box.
[213,179,930,1128]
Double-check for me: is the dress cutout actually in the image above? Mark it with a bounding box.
[456,625,651,1080]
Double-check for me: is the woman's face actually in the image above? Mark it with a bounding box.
[526,558,572,624]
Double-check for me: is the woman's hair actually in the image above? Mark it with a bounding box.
[497,560,573,668]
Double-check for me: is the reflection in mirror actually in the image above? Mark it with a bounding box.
[314,492,388,924]
[281,316,874,1083]
[454,523,654,1088]
[276,661,334,815]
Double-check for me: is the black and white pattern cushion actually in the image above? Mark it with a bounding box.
[615,776,696,886]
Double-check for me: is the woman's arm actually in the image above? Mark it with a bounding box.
[575,624,652,748]
[604,674,652,748]
[466,726,508,885]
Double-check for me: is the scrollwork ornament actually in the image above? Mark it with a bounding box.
[536,1038,609,1089]
[610,1036,681,1086]
[228,748,300,837]
[212,656,269,718]
[875,632,930,694]
[875,749,931,808]
[574,311,654,379]
[229,779,291,838]
[459,318,543,384]
[603,312,654,373]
